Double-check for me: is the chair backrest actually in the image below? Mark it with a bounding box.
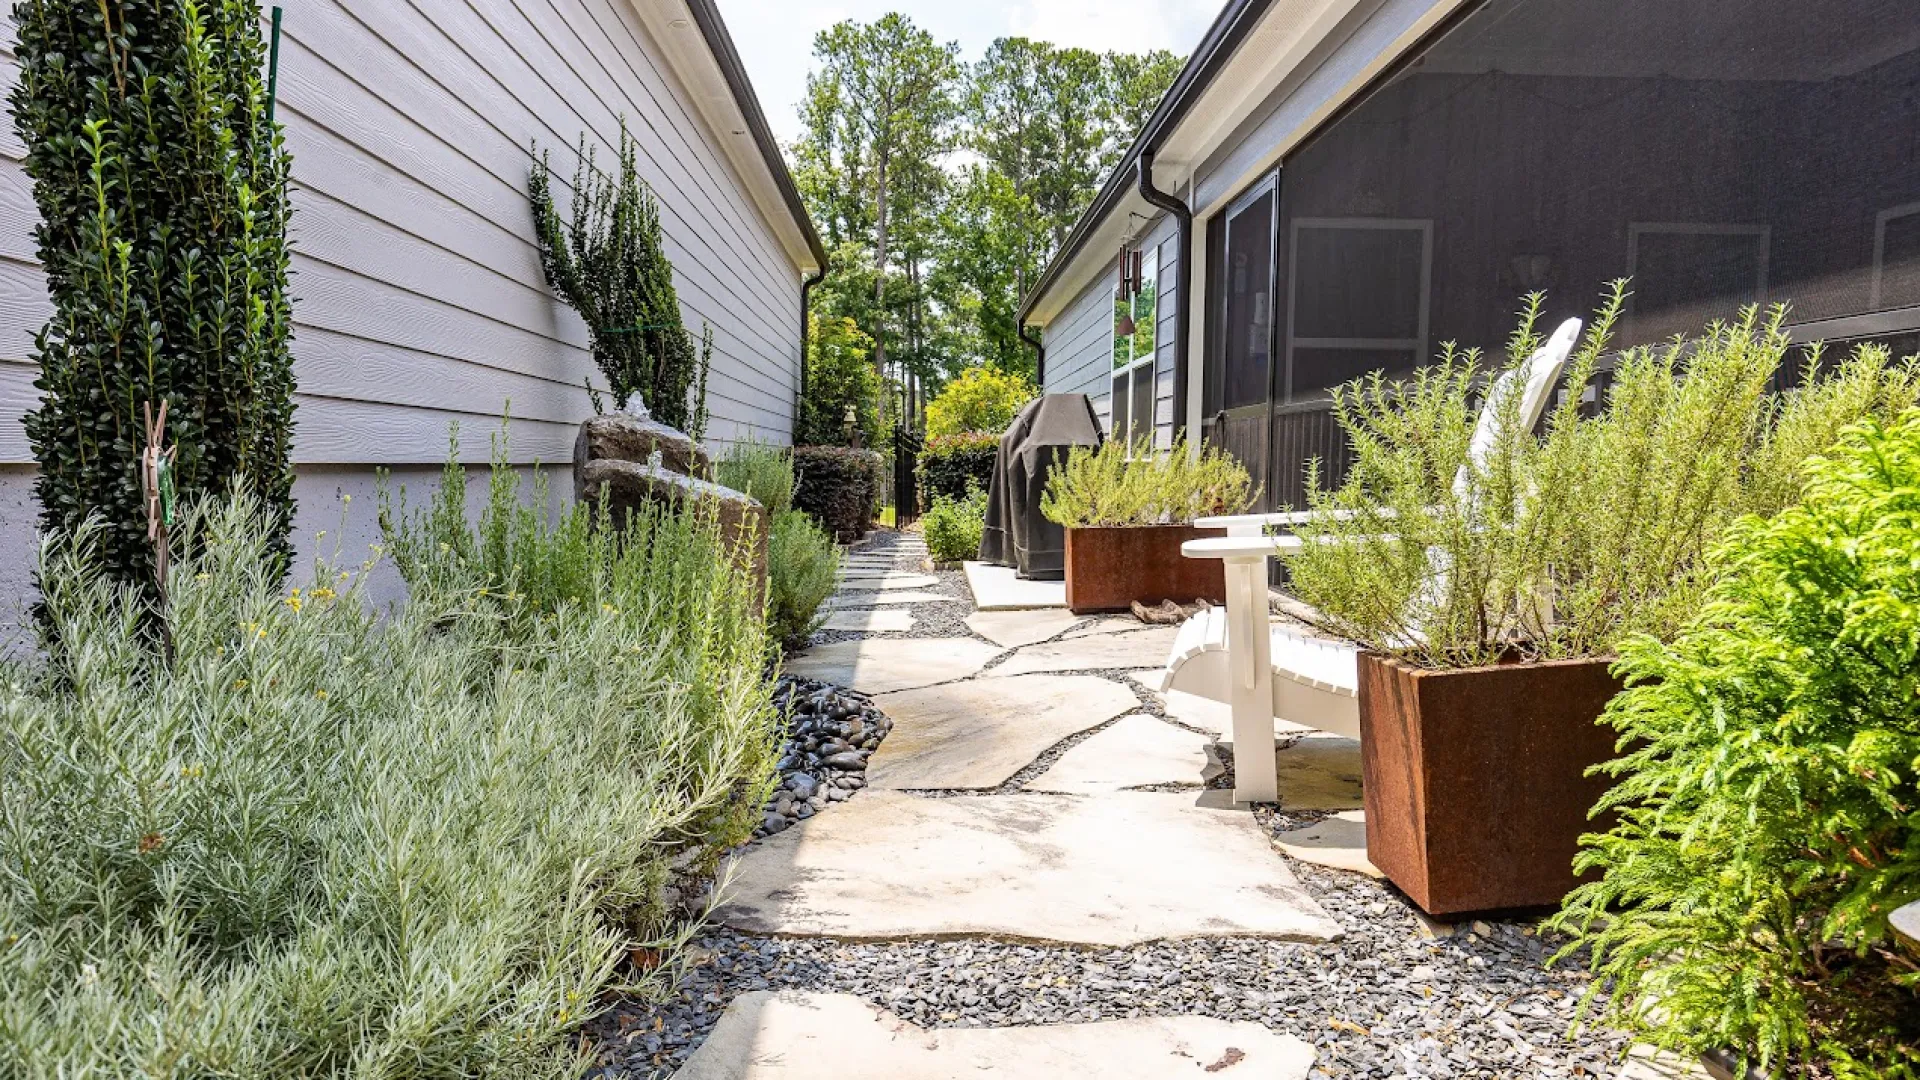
[1452,317,1583,500]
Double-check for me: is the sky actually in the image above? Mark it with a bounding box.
[712,0,1221,145]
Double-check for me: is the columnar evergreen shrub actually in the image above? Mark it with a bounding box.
[792,445,883,541]
[924,364,1035,440]
[1551,412,1920,1078]
[0,490,778,1075]
[12,0,296,597]
[532,122,711,438]
[918,432,999,504]
[923,483,987,563]
[1041,434,1253,529]
[798,315,882,447]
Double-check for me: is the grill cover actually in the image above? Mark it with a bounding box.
[979,394,1103,580]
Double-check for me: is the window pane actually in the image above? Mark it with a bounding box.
[1293,226,1425,340]
[1631,228,1768,341]
[1130,362,1155,447]
[1292,348,1421,399]
[1880,211,1920,309]
[1222,190,1275,409]
[1111,369,1131,443]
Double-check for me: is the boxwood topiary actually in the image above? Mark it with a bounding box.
[793,446,884,542]
[918,433,999,506]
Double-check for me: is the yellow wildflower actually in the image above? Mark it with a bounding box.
[314,689,329,701]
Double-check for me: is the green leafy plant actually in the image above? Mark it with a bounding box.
[532,121,712,439]
[1041,434,1253,529]
[923,483,988,563]
[768,509,840,651]
[1549,412,1920,1078]
[1,486,778,1075]
[925,364,1035,439]
[799,314,883,447]
[918,431,999,504]
[1283,291,1920,668]
[12,0,296,602]
[716,438,797,516]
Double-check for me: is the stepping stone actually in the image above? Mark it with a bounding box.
[868,674,1139,790]
[1270,734,1365,810]
[718,791,1341,947]
[675,991,1317,1079]
[1273,809,1381,878]
[784,638,1002,694]
[836,572,939,589]
[965,608,1086,648]
[1026,714,1216,794]
[993,625,1180,676]
[1062,616,1158,639]
[963,560,1066,611]
[831,590,958,606]
[1617,1045,1714,1079]
[819,609,915,633]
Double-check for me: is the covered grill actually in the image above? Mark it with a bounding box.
[979,394,1103,580]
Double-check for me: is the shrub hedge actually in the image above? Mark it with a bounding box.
[793,446,884,542]
[918,432,999,505]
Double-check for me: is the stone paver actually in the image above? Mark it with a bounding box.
[992,624,1180,676]
[963,561,1067,611]
[868,674,1138,790]
[820,609,915,633]
[1062,616,1164,639]
[836,572,939,589]
[1273,809,1380,878]
[1615,1045,1712,1079]
[1026,714,1216,794]
[829,591,958,606]
[964,608,1086,648]
[1270,734,1365,811]
[673,991,1316,1079]
[784,638,1002,694]
[718,791,1341,947]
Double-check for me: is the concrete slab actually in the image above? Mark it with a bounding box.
[820,609,915,633]
[837,572,939,589]
[1616,1045,1713,1079]
[784,639,1002,694]
[831,591,958,606]
[1273,810,1381,878]
[718,791,1341,946]
[673,991,1317,1080]
[869,674,1139,790]
[1270,734,1365,811]
[963,561,1066,611]
[992,625,1180,676]
[964,608,1086,648]
[1026,715,1216,794]
[1062,616,1156,639]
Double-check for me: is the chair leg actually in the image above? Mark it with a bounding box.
[1224,555,1278,804]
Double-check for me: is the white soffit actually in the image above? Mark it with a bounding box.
[629,0,819,275]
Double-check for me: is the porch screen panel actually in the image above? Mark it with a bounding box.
[1221,187,1276,410]
[1273,0,1920,402]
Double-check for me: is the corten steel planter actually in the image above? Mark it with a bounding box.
[1356,652,1622,917]
[1063,524,1227,614]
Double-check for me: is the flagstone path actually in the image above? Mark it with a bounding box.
[587,530,1643,1080]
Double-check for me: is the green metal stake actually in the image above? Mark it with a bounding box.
[266,6,283,124]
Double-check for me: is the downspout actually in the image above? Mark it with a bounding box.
[1018,323,1046,386]
[1136,148,1192,441]
[798,260,828,439]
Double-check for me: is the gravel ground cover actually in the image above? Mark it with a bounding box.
[588,527,1636,1079]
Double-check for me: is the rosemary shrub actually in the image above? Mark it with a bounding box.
[0,488,778,1075]
[1550,412,1920,1077]
[1041,434,1253,529]
[1283,291,1920,668]
[767,510,839,651]
[923,483,988,563]
[11,0,296,597]
[531,121,712,439]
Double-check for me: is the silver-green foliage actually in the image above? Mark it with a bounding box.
[1549,412,1920,1078]
[1041,434,1253,529]
[716,439,798,517]
[0,488,777,1074]
[923,483,987,563]
[768,510,840,651]
[1283,290,1920,668]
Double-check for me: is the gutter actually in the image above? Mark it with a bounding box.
[1135,149,1191,438]
[1018,323,1046,385]
[798,263,828,437]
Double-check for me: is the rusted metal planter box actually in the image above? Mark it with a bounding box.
[1063,524,1227,614]
[1356,652,1621,917]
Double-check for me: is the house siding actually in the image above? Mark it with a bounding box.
[1042,211,1182,448]
[0,1,808,640]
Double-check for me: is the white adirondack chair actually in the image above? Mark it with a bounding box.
[1159,317,1584,803]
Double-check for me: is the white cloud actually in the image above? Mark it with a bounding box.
[1007,0,1214,57]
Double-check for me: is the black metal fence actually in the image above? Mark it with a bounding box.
[891,426,923,529]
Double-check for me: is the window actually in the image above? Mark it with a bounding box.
[1286,218,1431,398]
[1213,178,1277,411]
[1874,201,1920,310]
[1627,224,1770,342]
[1111,244,1159,446]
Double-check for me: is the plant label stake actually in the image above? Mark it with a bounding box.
[141,400,178,602]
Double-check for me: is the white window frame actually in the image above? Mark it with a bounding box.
[1111,244,1160,449]
[1872,200,1920,309]
[1285,216,1432,400]
[1625,222,1771,339]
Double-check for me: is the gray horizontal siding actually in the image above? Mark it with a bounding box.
[0,0,806,467]
[1042,210,1183,447]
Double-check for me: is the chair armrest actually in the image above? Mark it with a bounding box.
[1195,512,1317,537]
[1182,535,1305,560]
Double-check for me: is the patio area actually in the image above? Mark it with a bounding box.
[585,530,1675,1080]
